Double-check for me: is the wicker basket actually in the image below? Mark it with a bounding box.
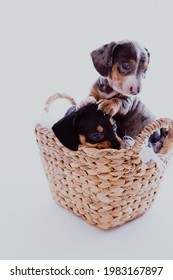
[35,93,173,230]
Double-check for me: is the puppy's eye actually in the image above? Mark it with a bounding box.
[89,132,104,142]
[119,62,131,73]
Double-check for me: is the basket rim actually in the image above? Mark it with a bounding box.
[36,92,173,156]
[35,117,173,159]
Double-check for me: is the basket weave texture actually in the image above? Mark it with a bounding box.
[35,94,173,230]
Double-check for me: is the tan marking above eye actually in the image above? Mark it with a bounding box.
[97,125,104,132]
[109,118,115,125]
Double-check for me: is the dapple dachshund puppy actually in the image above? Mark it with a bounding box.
[80,40,163,146]
[52,104,124,151]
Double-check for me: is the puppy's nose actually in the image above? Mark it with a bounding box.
[130,86,140,95]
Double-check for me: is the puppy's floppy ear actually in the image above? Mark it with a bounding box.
[52,112,79,151]
[90,41,118,77]
[145,48,150,63]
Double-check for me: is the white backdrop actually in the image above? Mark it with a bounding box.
[0,0,173,260]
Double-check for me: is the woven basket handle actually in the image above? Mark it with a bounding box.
[44,93,76,112]
[132,118,173,154]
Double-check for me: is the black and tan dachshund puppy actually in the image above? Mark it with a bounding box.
[52,104,124,151]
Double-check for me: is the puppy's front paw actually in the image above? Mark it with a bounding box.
[97,99,119,116]
[76,96,97,110]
